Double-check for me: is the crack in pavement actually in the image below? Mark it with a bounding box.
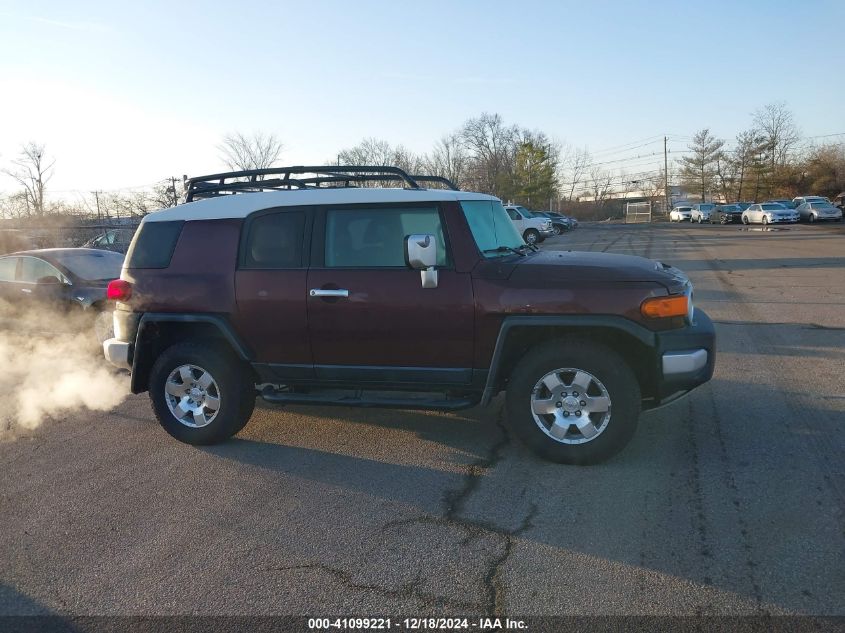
[261,563,482,612]
[383,406,539,615]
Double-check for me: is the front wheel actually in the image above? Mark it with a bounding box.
[505,340,641,465]
[523,229,539,245]
[149,342,256,445]
[552,225,562,236]
[742,215,749,225]
[762,216,769,225]
[808,214,816,224]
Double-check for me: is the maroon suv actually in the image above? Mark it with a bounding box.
[103,166,715,464]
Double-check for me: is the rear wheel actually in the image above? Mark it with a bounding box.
[149,342,256,445]
[523,229,539,245]
[505,340,641,465]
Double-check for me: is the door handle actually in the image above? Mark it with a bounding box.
[309,289,349,298]
[21,288,32,294]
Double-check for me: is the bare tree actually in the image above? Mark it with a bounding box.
[2,142,55,216]
[218,132,284,171]
[424,134,469,188]
[589,166,613,207]
[335,138,424,185]
[337,138,395,166]
[559,146,591,202]
[460,113,521,197]
[753,102,800,168]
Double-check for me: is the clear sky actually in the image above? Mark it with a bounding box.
[1,0,843,196]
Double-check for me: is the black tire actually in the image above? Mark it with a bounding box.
[149,341,256,445]
[552,225,562,236]
[523,229,539,245]
[742,215,749,225]
[505,340,641,465]
[762,216,768,225]
[808,214,815,224]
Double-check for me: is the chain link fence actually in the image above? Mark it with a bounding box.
[624,201,652,223]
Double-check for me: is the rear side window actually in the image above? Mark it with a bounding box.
[125,221,184,269]
[0,257,17,281]
[241,211,305,269]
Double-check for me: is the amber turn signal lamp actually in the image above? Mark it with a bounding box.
[640,295,688,319]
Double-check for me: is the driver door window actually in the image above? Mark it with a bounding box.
[324,207,449,268]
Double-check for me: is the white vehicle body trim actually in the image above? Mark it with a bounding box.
[144,189,500,223]
[662,349,708,376]
[103,338,131,371]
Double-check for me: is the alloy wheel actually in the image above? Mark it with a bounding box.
[530,368,612,444]
[164,364,222,428]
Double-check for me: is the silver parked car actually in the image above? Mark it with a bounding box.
[741,203,799,225]
[796,201,843,223]
[690,203,717,223]
[792,195,830,207]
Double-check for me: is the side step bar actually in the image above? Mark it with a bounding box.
[260,387,478,411]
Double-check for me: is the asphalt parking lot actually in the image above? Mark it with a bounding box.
[1,221,843,618]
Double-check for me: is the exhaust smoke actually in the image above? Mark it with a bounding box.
[0,301,128,439]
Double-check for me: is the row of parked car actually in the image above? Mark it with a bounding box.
[503,204,579,244]
[669,196,843,225]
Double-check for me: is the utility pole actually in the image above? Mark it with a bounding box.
[663,136,670,214]
[92,191,102,222]
[169,177,179,207]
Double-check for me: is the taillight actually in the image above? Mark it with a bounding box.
[107,279,132,301]
[640,294,688,319]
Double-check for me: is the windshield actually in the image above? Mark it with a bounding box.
[51,250,124,281]
[530,212,548,218]
[761,204,786,211]
[461,200,525,257]
[700,204,715,210]
[811,202,834,209]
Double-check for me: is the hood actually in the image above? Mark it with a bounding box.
[505,250,690,291]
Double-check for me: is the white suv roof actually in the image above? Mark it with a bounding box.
[146,188,500,223]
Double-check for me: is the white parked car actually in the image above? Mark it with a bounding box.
[741,203,799,225]
[690,203,716,223]
[669,206,693,222]
[796,201,843,223]
[503,205,554,245]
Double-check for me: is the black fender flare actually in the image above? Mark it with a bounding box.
[130,313,252,393]
[479,315,657,406]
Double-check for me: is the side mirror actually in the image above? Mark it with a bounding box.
[404,234,438,289]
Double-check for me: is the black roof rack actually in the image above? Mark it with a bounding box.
[182,165,458,202]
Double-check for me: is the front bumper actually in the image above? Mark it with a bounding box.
[539,227,556,237]
[653,308,716,402]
